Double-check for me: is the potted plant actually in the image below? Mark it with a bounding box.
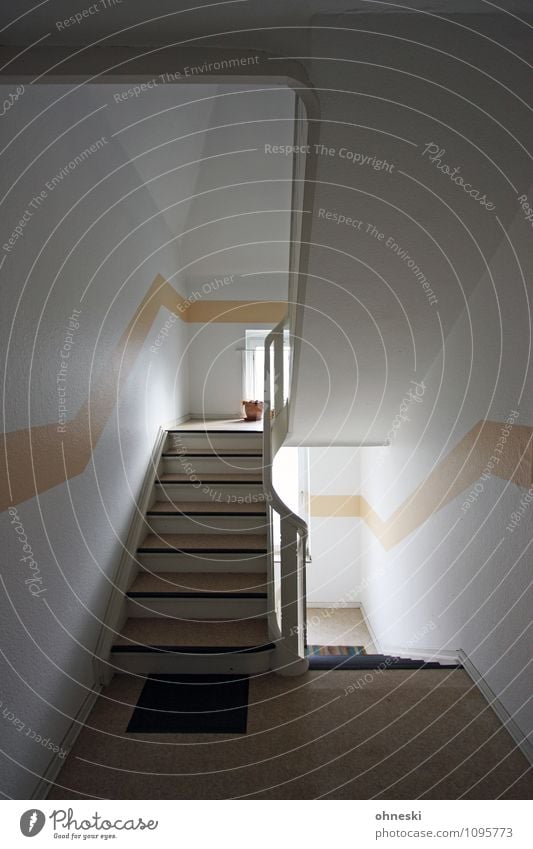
[242,400,264,421]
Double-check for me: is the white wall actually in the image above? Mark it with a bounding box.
[0,77,296,796]
[285,13,532,447]
[359,256,533,738]
[0,83,191,798]
[1,3,532,796]
[307,448,365,605]
[183,85,294,417]
[278,13,532,744]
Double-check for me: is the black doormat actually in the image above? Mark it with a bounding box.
[127,674,249,734]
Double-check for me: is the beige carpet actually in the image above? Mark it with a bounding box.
[169,419,262,432]
[129,572,268,594]
[149,501,266,514]
[114,617,271,647]
[47,669,532,800]
[307,607,377,653]
[139,533,266,550]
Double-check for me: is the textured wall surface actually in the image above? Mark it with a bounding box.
[0,81,294,797]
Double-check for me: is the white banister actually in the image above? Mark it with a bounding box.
[263,318,308,676]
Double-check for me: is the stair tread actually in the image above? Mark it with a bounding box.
[167,420,262,432]
[157,472,262,482]
[138,533,267,551]
[128,572,268,595]
[148,500,267,515]
[164,448,262,457]
[114,617,271,648]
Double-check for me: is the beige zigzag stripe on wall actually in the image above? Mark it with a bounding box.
[0,274,286,513]
[311,420,533,549]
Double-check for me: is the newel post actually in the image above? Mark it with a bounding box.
[274,518,309,676]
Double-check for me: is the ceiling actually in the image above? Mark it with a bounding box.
[1,1,531,46]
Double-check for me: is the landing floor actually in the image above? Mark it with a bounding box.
[48,669,531,799]
[168,417,263,432]
[307,607,377,653]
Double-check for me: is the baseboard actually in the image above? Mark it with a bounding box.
[381,645,461,664]
[32,683,102,800]
[458,650,533,766]
[161,413,192,429]
[360,604,382,654]
[188,412,243,421]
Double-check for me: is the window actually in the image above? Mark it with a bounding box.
[243,328,290,402]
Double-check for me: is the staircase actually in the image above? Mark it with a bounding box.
[110,425,277,675]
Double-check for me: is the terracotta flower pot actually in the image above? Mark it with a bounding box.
[242,400,264,422]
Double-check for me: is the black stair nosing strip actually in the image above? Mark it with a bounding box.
[155,479,263,485]
[147,509,267,517]
[167,429,262,434]
[111,643,276,654]
[127,591,268,599]
[307,655,462,670]
[137,547,268,555]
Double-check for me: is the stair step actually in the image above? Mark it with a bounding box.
[126,598,268,620]
[138,552,268,573]
[307,654,463,670]
[138,533,267,553]
[148,501,266,516]
[125,570,269,619]
[167,425,262,433]
[112,617,273,650]
[156,473,262,484]
[162,456,263,475]
[154,480,266,505]
[163,449,262,457]
[168,423,262,428]
[145,508,268,536]
[128,572,268,596]
[166,429,262,453]
[126,596,268,621]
